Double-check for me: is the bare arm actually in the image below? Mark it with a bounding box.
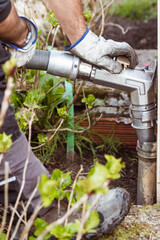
[0,0,86,46]
[47,0,87,44]
[0,3,28,45]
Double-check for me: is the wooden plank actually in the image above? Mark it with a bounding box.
[81,118,138,148]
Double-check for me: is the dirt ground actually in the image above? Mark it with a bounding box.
[103,16,157,49]
[46,146,138,204]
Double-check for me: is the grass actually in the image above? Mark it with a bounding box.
[110,0,157,20]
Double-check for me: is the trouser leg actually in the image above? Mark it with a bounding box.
[0,131,50,214]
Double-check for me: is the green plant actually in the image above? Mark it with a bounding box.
[93,130,122,155]
[46,11,59,27]
[83,10,93,23]
[74,133,96,159]
[0,233,6,240]
[110,0,157,20]
[81,94,99,109]
[0,133,12,154]
[29,155,125,240]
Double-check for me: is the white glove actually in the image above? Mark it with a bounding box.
[65,28,138,74]
[5,17,37,67]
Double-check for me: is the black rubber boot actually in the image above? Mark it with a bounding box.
[82,187,131,239]
[37,187,131,240]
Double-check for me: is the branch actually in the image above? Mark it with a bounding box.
[105,22,133,35]
[0,77,14,130]
[6,108,35,240]
[0,162,9,234]
[65,165,84,225]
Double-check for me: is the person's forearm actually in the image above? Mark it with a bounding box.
[47,0,87,44]
[0,3,28,45]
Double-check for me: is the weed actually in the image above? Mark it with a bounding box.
[74,134,96,159]
[94,129,122,156]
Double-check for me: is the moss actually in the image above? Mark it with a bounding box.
[98,222,152,240]
[153,203,160,210]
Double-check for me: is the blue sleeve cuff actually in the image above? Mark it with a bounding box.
[64,28,89,51]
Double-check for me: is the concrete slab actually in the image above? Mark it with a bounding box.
[136,49,157,67]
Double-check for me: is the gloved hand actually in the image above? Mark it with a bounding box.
[65,28,138,74]
[4,17,37,67]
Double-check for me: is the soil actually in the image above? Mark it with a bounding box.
[46,146,138,204]
[103,16,157,49]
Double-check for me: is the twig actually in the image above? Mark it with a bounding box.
[11,181,40,240]
[46,80,63,94]
[40,114,103,134]
[37,194,88,240]
[82,88,91,129]
[65,165,84,225]
[32,118,64,150]
[9,205,26,225]
[45,25,53,51]
[21,204,43,240]
[58,179,64,218]
[77,181,109,239]
[105,22,133,35]
[104,0,116,19]
[66,81,84,113]
[0,154,4,165]
[0,77,14,130]
[0,162,9,234]
[76,195,89,240]
[6,108,35,240]
[98,0,105,36]
[52,25,60,49]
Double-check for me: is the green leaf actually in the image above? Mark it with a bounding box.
[24,89,45,107]
[104,155,125,179]
[38,174,58,207]
[85,210,100,233]
[0,233,6,240]
[2,56,16,75]
[0,132,12,153]
[51,220,81,240]
[57,106,68,118]
[81,94,99,109]
[51,169,72,190]
[86,163,109,193]
[65,220,81,235]
[10,89,25,110]
[75,180,87,201]
[33,218,51,239]
[83,10,92,23]
[37,133,49,144]
[46,11,59,27]
[29,236,36,240]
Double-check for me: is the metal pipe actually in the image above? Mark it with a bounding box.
[137,142,157,204]
[26,50,50,71]
[130,102,157,204]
